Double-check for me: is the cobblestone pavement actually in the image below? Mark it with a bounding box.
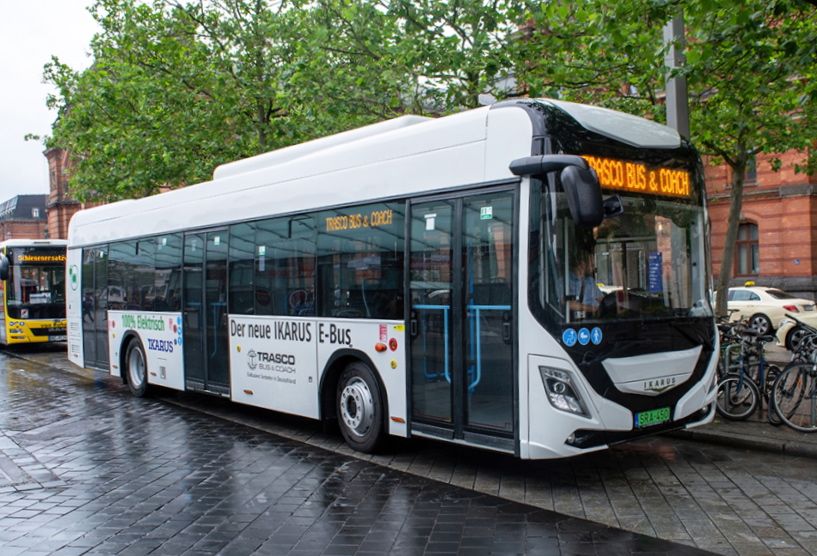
[7,349,817,556]
[0,349,712,556]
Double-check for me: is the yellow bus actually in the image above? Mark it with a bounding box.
[0,239,67,345]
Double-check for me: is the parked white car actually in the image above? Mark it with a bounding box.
[728,286,816,336]
[775,312,817,351]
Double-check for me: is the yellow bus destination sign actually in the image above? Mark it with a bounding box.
[325,208,394,232]
[18,254,66,263]
[583,155,692,199]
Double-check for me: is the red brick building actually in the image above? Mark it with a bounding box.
[0,195,48,241]
[706,149,817,299]
[44,147,84,240]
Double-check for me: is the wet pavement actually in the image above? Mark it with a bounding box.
[0,348,712,555]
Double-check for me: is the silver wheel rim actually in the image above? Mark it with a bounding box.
[128,347,145,390]
[751,315,770,335]
[340,377,374,438]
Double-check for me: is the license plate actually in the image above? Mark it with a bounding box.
[49,335,67,342]
[634,407,671,429]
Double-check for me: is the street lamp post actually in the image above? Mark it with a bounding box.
[663,14,689,139]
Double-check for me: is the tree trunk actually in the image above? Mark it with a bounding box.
[714,153,748,317]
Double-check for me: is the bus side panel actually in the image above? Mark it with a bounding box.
[316,320,407,438]
[229,315,319,419]
[108,310,185,391]
[66,248,84,366]
[0,298,6,345]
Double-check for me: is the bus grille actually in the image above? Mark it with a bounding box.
[30,328,67,336]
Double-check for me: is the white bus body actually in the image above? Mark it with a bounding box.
[67,99,718,458]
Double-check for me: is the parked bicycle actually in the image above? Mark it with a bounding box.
[769,315,817,432]
[716,321,780,420]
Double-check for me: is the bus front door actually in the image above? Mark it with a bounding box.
[183,230,230,396]
[409,189,516,452]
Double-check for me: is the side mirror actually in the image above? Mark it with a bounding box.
[560,165,603,227]
[0,255,8,281]
[509,154,604,227]
[603,194,624,218]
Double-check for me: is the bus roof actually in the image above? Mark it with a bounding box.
[67,99,685,248]
[212,114,433,181]
[0,239,67,248]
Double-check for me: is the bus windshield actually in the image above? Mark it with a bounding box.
[535,183,711,324]
[6,248,66,319]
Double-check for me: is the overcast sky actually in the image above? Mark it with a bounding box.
[0,1,97,202]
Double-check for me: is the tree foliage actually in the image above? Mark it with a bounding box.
[44,0,521,201]
[46,0,305,200]
[43,0,817,311]
[515,0,817,314]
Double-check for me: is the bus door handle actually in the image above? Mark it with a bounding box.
[502,311,512,344]
[410,311,418,337]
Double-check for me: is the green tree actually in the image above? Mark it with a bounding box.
[44,0,523,201]
[515,0,817,315]
[388,0,520,110]
[289,0,520,120]
[45,0,305,200]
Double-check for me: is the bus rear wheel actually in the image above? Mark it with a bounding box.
[125,339,148,397]
[337,362,385,453]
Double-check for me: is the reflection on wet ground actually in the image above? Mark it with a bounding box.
[0,349,711,555]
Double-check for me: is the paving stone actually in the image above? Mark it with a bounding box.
[0,350,718,556]
[6,348,817,555]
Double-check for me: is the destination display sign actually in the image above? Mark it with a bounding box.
[11,249,66,265]
[324,208,395,232]
[582,155,692,199]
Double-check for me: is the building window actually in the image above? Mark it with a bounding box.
[32,208,40,218]
[744,154,757,184]
[735,222,759,276]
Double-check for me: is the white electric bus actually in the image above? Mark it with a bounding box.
[67,99,717,458]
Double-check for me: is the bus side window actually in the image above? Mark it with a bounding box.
[254,216,316,317]
[317,203,404,320]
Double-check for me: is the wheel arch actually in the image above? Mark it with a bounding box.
[118,331,144,385]
[319,349,388,423]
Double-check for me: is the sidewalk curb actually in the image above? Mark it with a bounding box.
[667,428,817,460]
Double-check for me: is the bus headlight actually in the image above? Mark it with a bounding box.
[539,366,589,417]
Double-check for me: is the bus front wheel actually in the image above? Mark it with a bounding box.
[336,362,386,453]
[125,339,148,397]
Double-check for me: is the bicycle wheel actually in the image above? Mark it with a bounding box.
[716,375,760,420]
[767,369,785,426]
[772,364,817,432]
[761,364,781,401]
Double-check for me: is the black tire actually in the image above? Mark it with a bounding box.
[336,361,386,453]
[768,396,782,425]
[749,313,773,336]
[752,364,781,402]
[716,375,759,420]
[124,339,148,397]
[767,367,784,425]
[772,364,817,432]
[786,326,807,352]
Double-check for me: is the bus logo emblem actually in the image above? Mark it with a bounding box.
[643,376,677,393]
[247,349,258,370]
[69,265,79,291]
